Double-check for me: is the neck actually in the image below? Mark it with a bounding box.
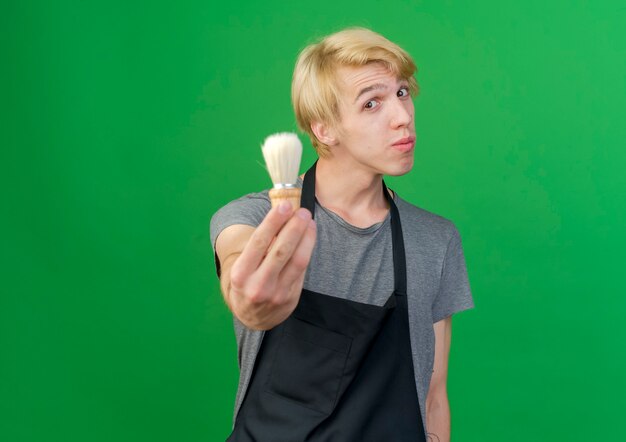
[308,157,391,228]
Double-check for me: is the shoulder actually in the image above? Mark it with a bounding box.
[209,189,271,249]
[215,189,271,214]
[394,195,460,252]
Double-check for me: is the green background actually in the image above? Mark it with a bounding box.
[2,1,625,440]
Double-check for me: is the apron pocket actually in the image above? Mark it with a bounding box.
[264,317,352,415]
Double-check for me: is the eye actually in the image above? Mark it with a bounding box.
[364,99,380,110]
[397,86,410,98]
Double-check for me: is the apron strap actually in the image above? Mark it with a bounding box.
[301,160,318,216]
[384,180,408,295]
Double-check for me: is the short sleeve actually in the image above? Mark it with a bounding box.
[431,226,474,323]
[209,191,271,277]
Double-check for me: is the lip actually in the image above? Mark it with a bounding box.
[391,136,416,152]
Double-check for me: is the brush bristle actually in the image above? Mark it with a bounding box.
[261,132,303,186]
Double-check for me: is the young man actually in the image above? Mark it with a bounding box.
[210,28,474,442]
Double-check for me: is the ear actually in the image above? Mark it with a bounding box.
[310,120,339,146]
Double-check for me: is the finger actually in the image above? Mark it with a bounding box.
[256,208,312,279]
[278,218,317,291]
[235,202,294,274]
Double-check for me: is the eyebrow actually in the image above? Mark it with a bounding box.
[353,83,388,104]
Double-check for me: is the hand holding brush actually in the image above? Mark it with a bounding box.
[215,132,316,330]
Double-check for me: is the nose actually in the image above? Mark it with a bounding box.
[389,98,413,128]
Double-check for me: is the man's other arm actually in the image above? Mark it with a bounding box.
[426,316,452,442]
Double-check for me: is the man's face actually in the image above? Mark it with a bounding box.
[330,62,416,177]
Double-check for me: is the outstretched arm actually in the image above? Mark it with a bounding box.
[214,203,317,330]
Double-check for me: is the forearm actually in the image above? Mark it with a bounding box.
[426,393,450,442]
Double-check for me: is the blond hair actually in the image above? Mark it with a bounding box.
[291,27,419,157]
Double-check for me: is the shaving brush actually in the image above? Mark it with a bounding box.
[261,132,303,211]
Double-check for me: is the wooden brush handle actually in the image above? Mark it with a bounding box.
[268,188,301,211]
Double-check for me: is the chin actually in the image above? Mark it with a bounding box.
[385,159,414,177]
